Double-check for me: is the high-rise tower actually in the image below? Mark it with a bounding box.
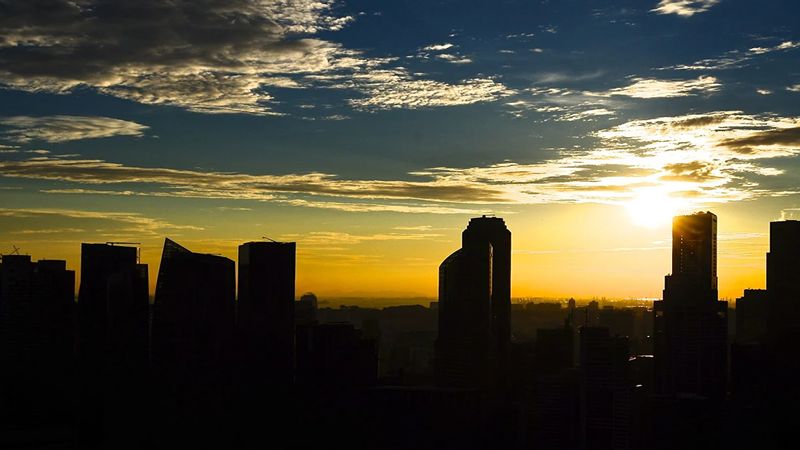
[435,215,511,389]
[766,220,800,341]
[462,216,511,384]
[435,241,494,388]
[238,241,296,384]
[654,212,727,400]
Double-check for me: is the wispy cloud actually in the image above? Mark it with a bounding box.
[421,43,454,51]
[435,54,473,64]
[279,231,444,246]
[344,71,514,110]
[651,0,720,17]
[10,228,86,234]
[0,207,203,235]
[506,75,718,121]
[0,115,148,143]
[661,41,800,71]
[597,76,721,98]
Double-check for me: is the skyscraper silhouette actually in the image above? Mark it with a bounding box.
[435,227,494,389]
[77,244,142,364]
[0,255,75,447]
[463,215,512,382]
[766,220,800,342]
[76,243,148,450]
[238,241,296,385]
[579,327,630,450]
[151,238,235,448]
[152,238,235,377]
[654,212,727,400]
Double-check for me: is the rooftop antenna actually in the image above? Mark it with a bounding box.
[261,236,278,243]
[11,245,20,255]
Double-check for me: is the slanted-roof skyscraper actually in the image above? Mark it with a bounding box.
[654,212,727,400]
[151,238,235,448]
[152,238,235,377]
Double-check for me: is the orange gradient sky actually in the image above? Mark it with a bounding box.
[1,1,799,303]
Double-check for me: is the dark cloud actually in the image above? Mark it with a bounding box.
[0,0,352,113]
[0,0,513,114]
[0,157,509,204]
[671,114,728,129]
[661,161,719,182]
[720,127,800,154]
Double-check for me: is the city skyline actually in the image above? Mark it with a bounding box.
[0,211,789,306]
[0,210,781,301]
[2,0,800,301]
[3,212,799,448]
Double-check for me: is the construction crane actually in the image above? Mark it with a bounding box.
[1,245,22,263]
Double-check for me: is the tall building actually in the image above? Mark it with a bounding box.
[76,243,148,450]
[766,220,800,341]
[462,215,512,382]
[654,212,727,400]
[579,327,630,450]
[435,235,494,389]
[238,241,296,384]
[78,243,144,361]
[152,238,235,377]
[735,289,767,344]
[0,255,75,447]
[151,238,235,448]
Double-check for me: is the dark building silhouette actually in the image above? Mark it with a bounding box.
[151,238,235,448]
[237,240,296,385]
[296,291,318,325]
[435,239,494,388]
[579,327,630,450]
[526,325,580,450]
[296,322,378,388]
[0,255,75,448]
[735,288,767,343]
[77,244,142,362]
[654,212,727,400]
[76,243,148,450]
[435,216,512,390]
[463,215,512,384]
[365,386,484,450]
[293,322,379,448]
[766,220,800,341]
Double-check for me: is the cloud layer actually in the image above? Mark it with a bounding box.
[0,0,512,115]
[0,115,148,143]
[2,110,798,213]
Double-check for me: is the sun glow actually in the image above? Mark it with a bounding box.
[625,188,689,228]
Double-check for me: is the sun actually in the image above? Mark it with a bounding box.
[625,188,688,228]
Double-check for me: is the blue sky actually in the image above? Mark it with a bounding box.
[1,0,799,298]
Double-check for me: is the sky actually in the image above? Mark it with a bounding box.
[1,0,799,301]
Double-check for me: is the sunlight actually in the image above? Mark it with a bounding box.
[625,188,688,228]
